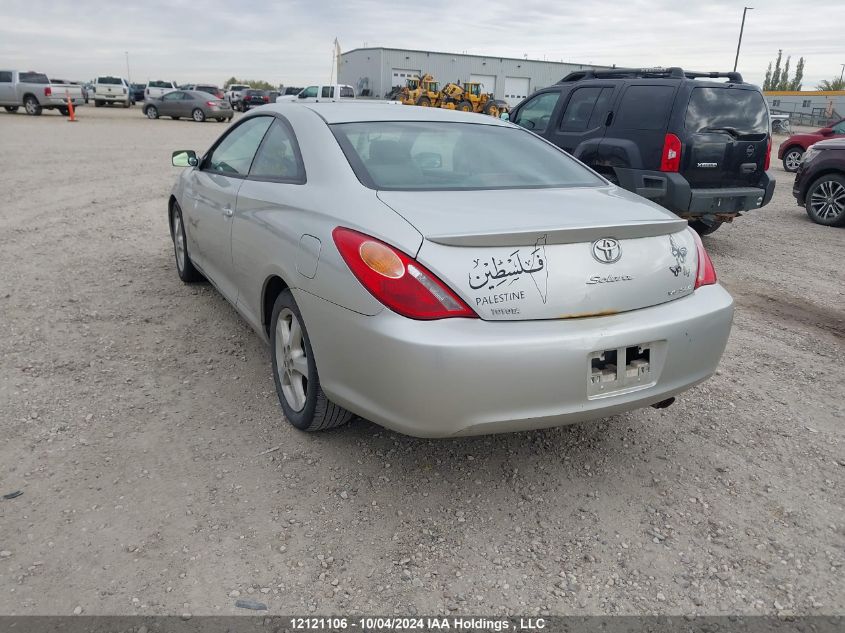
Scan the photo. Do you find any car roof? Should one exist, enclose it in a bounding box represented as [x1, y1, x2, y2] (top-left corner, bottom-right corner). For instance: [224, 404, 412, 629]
[265, 102, 509, 126]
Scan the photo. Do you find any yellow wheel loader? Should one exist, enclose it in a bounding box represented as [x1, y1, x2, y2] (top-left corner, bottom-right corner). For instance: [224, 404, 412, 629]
[399, 74, 442, 107]
[439, 81, 509, 117]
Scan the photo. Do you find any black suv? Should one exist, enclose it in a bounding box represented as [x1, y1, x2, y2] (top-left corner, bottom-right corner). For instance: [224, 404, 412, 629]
[508, 67, 776, 234]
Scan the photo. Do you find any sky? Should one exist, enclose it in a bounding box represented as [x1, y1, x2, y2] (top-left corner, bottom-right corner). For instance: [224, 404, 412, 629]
[1, 0, 843, 90]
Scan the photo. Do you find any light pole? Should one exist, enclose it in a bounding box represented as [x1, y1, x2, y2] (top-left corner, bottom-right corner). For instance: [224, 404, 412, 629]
[733, 7, 754, 72]
[125, 51, 131, 85]
[840, 64, 844, 83]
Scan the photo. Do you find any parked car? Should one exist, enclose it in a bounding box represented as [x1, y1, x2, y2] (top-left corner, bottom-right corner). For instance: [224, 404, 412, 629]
[145, 80, 177, 101]
[0, 70, 85, 115]
[276, 84, 355, 103]
[791, 138, 845, 226]
[130, 83, 146, 103]
[143, 89, 232, 122]
[507, 67, 776, 234]
[237, 89, 270, 111]
[166, 103, 732, 437]
[778, 119, 845, 173]
[225, 84, 250, 107]
[94, 76, 131, 107]
[184, 84, 225, 99]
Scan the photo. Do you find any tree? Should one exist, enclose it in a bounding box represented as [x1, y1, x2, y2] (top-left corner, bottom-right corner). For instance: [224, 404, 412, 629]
[789, 57, 805, 91]
[776, 57, 791, 90]
[763, 62, 773, 91]
[817, 77, 845, 91]
[767, 50, 783, 91]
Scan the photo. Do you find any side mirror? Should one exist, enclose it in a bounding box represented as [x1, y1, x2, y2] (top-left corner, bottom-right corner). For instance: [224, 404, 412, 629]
[819, 127, 834, 136]
[499, 111, 510, 122]
[297, 92, 308, 99]
[172, 150, 198, 167]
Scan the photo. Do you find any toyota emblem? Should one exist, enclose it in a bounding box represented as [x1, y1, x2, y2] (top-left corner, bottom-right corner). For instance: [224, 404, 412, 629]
[591, 238, 621, 264]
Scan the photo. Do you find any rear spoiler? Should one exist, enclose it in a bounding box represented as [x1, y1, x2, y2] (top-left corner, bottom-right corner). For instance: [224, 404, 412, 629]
[559, 67, 744, 84]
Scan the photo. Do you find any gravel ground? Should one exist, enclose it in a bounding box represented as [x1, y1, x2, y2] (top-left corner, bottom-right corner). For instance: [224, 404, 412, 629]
[0, 106, 842, 617]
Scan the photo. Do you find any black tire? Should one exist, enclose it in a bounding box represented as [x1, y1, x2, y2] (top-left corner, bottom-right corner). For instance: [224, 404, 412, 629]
[145, 105, 159, 119]
[457, 100, 473, 112]
[172, 116, 180, 120]
[689, 219, 723, 235]
[23, 95, 42, 116]
[782, 147, 803, 173]
[58, 107, 69, 116]
[270, 290, 353, 432]
[95, 100, 103, 107]
[4, 106, 19, 113]
[192, 108, 205, 122]
[416, 96, 431, 107]
[169, 202, 203, 282]
[123, 99, 131, 109]
[804, 174, 845, 227]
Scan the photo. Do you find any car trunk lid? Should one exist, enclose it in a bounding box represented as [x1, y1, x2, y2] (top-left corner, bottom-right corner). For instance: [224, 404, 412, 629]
[377, 187, 697, 321]
[681, 86, 770, 188]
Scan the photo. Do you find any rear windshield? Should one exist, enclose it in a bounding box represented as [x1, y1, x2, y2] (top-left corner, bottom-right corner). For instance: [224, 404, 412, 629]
[685, 87, 768, 136]
[148, 80, 172, 88]
[21, 72, 49, 84]
[98, 77, 123, 85]
[340, 86, 354, 98]
[332, 121, 604, 191]
[196, 85, 218, 93]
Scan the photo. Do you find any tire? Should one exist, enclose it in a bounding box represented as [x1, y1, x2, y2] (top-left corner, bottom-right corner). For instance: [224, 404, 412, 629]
[192, 108, 205, 122]
[458, 100, 473, 112]
[23, 95, 42, 116]
[145, 105, 159, 119]
[58, 107, 69, 116]
[4, 106, 19, 113]
[416, 96, 431, 107]
[482, 101, 500, 117]
[172, 116, 180, 120]
[95, 100, 103, 107]
[123, 99, 131, 109]
[804, 174, 845, 227]
[270, 290, 353, 432]
[216, 117, 225, 122]
[689, 219, 723, 235]
[170, 202, 203, 282]
[782, 147, 803, 172]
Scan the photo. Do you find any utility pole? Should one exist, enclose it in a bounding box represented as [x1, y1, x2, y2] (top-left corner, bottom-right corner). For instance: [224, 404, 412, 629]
[840, 64, 844, 83]
[125, 51, 132, 85]
[733, 7, 754, 72]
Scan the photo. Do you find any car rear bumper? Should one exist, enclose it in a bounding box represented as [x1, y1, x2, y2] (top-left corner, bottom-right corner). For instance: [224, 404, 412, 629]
[294, 284, 734, 437]
[615, 168, 776, 216]
[95, 94, 129, 101]
[45, 95, 85, 107]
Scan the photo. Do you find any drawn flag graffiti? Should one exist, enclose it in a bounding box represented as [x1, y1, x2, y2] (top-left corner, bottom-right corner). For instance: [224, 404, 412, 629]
[467, 234, 549, 305]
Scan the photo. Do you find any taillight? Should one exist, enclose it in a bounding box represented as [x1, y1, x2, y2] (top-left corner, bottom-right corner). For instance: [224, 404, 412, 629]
[688, 228, 717, 289]
[206, 101, 216, 107]
[660, 133, 682, 172]
[332, 227, 476, 320]
[263, 95, 269, 102]
[44, 86, 52, 97]
[764, 137, 771, 170]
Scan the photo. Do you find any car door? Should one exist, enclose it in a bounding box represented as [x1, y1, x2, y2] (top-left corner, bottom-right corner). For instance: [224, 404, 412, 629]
[297, 86, 319, 102]
[184, 115, 274, 301]
[511, 91, 564, 138]
[180, 92, 199, 116]
[232, 116, 308, 328]
[547, 85, 616, 159]
[159, 91, 183, 116]
[0, 71, 15, 104]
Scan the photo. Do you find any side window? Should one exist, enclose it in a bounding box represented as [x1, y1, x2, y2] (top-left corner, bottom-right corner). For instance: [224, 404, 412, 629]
[340, 86, 354, 98]
[249, 119, 306, 183]
[300, 86, 318, 98]
[832, 121, 845, 134]
[321, 86, 334, 98]
[205, 116, 273, 176]
[587, 88, 614, 129]
[559, 87, 602, 132]
[162, 91, 183, 101]
[615, 85, 675, 131]
[0, 71, 12, 83]
[513, 92, 561, 133]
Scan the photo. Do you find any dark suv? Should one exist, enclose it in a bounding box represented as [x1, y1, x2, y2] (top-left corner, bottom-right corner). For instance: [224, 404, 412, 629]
[508, 67, 776, 234]
[792, 138, 845, 227]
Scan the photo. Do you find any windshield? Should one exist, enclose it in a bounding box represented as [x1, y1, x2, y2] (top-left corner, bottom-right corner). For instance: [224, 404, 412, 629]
[332, 121, 604, 191]
[685, 87, 768, 136]
[21, 72, 49, 84]
[98, 77, 123, 85]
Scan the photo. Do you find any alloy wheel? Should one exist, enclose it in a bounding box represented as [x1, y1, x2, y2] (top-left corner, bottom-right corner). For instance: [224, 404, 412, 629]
[275, 308, 309, 412]
[172, 212, 186, 272]
[785, 151, 802, 171]
[810, 180, 845, 221]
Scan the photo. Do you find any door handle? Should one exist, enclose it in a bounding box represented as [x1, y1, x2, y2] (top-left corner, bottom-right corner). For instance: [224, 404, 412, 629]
[223, 207, 234, 217]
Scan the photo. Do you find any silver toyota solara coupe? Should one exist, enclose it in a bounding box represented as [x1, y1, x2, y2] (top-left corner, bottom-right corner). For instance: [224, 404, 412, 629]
[167, 103, 733, 437]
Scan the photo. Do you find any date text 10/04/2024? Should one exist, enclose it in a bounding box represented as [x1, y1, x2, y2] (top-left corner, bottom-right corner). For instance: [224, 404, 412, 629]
[289, 617, 548, 631]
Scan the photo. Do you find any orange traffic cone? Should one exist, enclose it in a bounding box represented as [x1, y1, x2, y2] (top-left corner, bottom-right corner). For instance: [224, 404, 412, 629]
[66, 91, 77, 122]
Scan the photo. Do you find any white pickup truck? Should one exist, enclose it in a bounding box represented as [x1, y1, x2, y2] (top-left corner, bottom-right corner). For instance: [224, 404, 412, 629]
[145, 80, 177, 101]
[0, 70, 85, 115]
[276, 84, 355, 103]
[94, 76, 131, 107]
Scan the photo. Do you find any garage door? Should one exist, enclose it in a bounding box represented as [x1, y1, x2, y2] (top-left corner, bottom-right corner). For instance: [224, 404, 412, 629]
[391, 68, 421, 88]
[470, 74, 497, 96]
[504, 77, 530, 106]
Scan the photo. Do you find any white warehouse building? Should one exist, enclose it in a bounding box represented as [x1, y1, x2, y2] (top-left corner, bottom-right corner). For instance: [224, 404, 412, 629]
[339, 47, 611, 106]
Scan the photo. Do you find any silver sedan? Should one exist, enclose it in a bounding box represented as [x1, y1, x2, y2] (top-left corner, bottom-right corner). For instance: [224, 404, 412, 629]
[167, 104, 733, 437]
